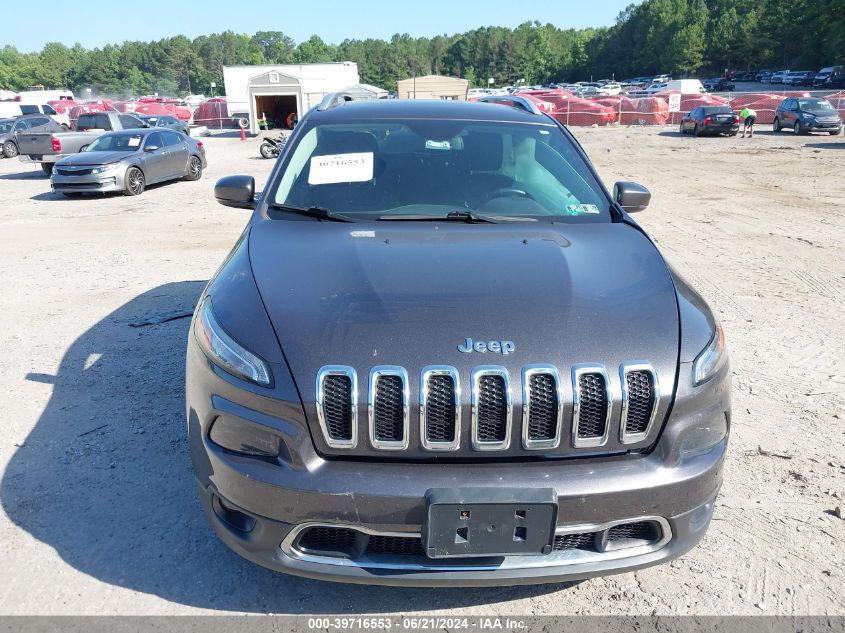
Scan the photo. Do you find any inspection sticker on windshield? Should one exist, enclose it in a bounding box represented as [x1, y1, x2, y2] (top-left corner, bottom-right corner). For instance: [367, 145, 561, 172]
[128, 137, 141, 147]
[308, 152, 373, 185]
[564, 203, 601, 215]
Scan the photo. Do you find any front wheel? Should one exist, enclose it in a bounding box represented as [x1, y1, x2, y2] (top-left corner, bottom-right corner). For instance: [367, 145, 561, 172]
[3, 141, 18, 158]
[124, 167, 145, 196]
[793, 122, 802, 135]
[773, 118, 781, 132]
[259, 142, 275, 159]
[184, 155, 203, 181]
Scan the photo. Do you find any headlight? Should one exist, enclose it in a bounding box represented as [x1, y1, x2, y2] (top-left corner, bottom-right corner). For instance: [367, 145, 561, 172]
[194, 297, 272, 386]
[91, 163, 119, 174]
[692, 322, 727, 386]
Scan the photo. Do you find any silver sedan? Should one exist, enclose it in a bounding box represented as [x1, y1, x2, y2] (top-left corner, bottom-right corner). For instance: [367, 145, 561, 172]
[50, 128, 207, 197]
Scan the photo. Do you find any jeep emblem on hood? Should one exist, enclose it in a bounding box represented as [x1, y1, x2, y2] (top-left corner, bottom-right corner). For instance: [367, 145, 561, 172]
[457, 338, 515, 355]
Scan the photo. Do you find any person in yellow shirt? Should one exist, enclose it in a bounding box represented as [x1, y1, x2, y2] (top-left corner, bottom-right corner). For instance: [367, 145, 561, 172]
[740, 107, 757, 138]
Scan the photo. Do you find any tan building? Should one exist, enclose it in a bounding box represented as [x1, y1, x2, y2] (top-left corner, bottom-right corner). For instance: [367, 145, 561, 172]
[396, 75, 469, 101]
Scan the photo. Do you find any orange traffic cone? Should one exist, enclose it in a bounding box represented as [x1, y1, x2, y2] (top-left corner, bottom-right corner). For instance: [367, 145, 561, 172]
[240, 126, 246, 141]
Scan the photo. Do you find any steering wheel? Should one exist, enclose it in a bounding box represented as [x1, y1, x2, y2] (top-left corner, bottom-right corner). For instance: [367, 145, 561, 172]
[475, 187, 536, 207]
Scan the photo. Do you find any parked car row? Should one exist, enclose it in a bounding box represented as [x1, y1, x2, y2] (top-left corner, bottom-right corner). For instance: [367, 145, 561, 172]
[750, 66, 844, 88]
[678, 97, 842, 137]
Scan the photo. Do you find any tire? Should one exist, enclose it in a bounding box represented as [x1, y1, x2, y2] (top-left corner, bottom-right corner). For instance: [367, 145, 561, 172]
[41, 163, 53, 176]
[793, 122, 802, 135]
[3, 141, 18, 158]
[679, 123, 685, 135]
[184, 155, 203, 181]
[693, 124, 701, 137]
[729, 132, 738, 137]
[124, 167, 145, 196]
[259, 142, 275, 159]
[773, 118, 781, 132]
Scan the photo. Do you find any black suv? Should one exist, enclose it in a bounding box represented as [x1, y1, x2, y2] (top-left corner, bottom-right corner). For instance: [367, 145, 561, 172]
[774, 97, 843, 135]
[187, 96, 731, 586]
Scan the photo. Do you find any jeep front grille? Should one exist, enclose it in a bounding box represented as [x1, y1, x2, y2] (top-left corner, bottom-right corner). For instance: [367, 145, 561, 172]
[368, 367, 409, 450]
[420, 366, 460, 450]
[572, 366, 611, 448]
[316, 366, 357, 449]
[620, 363, 660, 443]
[471, 367, 511, 450]
[315, 362, 659, 453]
[522, 366, 563, 449]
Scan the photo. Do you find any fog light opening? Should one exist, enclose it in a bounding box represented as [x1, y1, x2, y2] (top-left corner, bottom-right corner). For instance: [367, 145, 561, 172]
[212, 494, 256, 533]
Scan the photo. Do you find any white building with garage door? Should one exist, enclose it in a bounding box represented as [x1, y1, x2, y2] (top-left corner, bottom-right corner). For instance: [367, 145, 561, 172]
[223, 63, 360, 134]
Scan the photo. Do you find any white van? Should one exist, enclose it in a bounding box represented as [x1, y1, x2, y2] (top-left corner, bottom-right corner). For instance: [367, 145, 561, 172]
[16, 89, 75, 103]
[0, 102, 69, 128]
[665, 79, 706, 94]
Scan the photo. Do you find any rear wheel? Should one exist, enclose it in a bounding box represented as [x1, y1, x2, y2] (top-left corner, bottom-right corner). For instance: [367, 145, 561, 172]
[693, 124, 701, 137]
[184, 155, 203, 181]
[773, 118, 781, 132]
[41, 163, 54, 176]
[3, 141, 18, 158]
[679, 122, 685, 134]
[124, 167, 145, 196]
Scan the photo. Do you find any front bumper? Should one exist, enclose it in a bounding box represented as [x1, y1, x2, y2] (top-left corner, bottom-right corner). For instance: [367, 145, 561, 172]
[187, 334, 730, 586]
[806, 120, 842, 132]
[50, 170, 125, 193]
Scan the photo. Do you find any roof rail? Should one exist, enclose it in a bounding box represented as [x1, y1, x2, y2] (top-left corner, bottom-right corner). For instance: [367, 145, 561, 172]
[316, 91, 356, 111]
[475, 94, 545, 115]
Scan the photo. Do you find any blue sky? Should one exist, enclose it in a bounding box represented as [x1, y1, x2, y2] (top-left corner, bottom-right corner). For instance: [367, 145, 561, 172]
[7, 0, 633, 52]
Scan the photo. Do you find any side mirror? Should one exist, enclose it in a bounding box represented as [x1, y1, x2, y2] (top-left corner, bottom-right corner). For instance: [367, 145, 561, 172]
[215, 175, 255, 209]
[144, 144, 160, 152]
[614, 181, 651, 213]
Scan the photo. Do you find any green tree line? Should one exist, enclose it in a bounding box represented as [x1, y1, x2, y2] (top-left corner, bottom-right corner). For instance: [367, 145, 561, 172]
[0, 0, 842, 97]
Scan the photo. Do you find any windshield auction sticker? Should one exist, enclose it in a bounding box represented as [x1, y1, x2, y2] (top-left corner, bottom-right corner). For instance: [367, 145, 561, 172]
[308, 152, 374, 185]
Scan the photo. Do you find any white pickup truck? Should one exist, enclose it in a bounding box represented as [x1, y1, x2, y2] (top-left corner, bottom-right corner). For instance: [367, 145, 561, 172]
[17, 112, 148, 174]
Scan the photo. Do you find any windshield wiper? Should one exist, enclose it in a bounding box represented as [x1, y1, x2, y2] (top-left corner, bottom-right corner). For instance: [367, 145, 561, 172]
[378, 210, 497, 224]
[270, 203, 354, 223]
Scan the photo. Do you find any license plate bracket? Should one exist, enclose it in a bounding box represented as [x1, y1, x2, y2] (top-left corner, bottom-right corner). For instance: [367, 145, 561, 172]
[423, 488, 557, 559]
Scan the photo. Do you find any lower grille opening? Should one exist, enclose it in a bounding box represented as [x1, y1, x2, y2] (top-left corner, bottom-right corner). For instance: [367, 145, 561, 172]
[291, 519, 666, 562]
[576, 372, 608, 439]
[366, 535, 425, 556]
[322, 374, 353, 441]
[477, 374, 507, 442]
[624, 371, 655, 435]
[553, 532, 598, 552]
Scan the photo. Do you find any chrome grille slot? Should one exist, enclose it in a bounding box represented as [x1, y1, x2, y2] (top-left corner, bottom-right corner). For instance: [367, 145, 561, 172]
[420, 366, 460, 451]
[368, 366, 409, 450]
[316, 366, 358, 449]
[522, 366, 563, 450]
[472, 367, 511, 450]
[619, 363, 659, 444]
[572, 365, 611, 448]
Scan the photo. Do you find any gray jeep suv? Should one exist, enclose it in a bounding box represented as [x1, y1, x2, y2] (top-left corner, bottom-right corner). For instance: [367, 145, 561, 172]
[186, 97, 731, 586]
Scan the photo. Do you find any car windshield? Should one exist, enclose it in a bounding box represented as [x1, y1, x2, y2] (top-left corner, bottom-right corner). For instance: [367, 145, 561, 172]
[798, 99, 835, 113]
[85, 133, 144, 152]
[271, 119, 611, 222]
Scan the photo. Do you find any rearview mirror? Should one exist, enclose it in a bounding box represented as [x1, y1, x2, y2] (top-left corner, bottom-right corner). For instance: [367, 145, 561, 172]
[215, 175, 255, 209]
[613, 181, 651, 213]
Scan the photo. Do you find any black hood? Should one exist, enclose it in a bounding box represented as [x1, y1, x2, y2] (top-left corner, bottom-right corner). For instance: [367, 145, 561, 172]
[248, 219, 680, 457]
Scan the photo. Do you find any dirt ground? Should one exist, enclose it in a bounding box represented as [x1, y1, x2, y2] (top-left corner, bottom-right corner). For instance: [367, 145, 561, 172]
[0, 125, 842, 616]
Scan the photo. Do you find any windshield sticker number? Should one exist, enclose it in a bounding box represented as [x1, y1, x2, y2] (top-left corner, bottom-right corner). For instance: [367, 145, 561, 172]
[564, 203, 600, 215]
[128, 137, 141, 147]
[308, 152, 374, 185]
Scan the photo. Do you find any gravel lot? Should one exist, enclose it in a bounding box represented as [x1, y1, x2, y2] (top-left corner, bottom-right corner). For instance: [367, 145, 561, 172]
[0, 126, 842, 615]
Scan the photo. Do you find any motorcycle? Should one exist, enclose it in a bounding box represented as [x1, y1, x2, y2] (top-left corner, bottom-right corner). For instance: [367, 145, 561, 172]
[259, 134, 287, 159]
